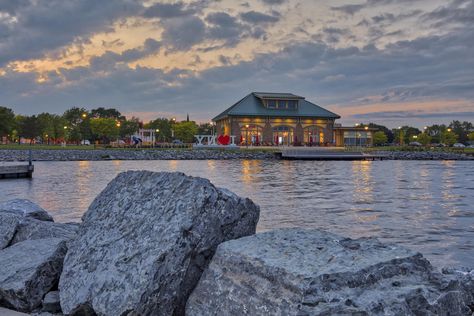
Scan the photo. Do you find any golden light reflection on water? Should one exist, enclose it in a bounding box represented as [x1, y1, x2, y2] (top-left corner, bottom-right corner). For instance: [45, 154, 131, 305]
[351, 161, 374, 202]
[442, 160, 459, 217]
[350, 161, 378, 225]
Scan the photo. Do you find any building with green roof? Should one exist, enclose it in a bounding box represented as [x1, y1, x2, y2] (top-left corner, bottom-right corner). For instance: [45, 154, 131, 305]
[213, 92, 373, 146]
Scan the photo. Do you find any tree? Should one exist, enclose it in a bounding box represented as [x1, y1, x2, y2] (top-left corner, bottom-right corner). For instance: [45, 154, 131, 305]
[440, 130, 458, 146]
[468, 132, 474, 141]
[91, 107, 123, 120]
[63, 107, 89, 143]
[173, 121, 198, 143]
[90, 118, 119, 143]
[393, 128, 405, 145]
[0, 106, 15, 138]
[119, 117, 140, 138]
[197, 123, 213, 135]
[146, 118, 172, 142]
[37, 113, 67, 144]
[373, 131, 388, 146]
[417, 133, 432, 146]
[448, 120, 473, 143]
[425, 124, 446, 144]
[365, 123, 394, 143]
[16, 115, 41, 144]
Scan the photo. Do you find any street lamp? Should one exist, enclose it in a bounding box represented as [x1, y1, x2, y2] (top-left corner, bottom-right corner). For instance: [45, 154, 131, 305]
[82, 113, 87, 119]
[398, 126, 403, 146]
[245, 124, 250, 148]
[447, 128, 452, 132]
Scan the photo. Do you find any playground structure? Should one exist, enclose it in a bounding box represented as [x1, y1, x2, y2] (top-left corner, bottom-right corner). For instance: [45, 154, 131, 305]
[131, 129, 157, 147]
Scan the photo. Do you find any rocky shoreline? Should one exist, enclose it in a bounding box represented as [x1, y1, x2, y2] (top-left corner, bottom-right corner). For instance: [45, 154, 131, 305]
[0, 149, 275, 161]
[0, 148, 473, 161]
[0, 172, 473, 315]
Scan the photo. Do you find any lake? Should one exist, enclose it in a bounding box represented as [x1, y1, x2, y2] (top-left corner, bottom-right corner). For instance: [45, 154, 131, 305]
[0, 160, 473, 268]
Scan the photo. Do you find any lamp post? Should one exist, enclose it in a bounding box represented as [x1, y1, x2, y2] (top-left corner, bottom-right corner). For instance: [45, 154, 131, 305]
[155, 129, 160, 146]
[398, 126, 403, 146]
[245, 124, 249, 148]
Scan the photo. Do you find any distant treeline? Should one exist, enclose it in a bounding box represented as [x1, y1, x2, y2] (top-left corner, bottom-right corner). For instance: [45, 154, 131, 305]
[0, 106, 473, 145]
[358, 122, 474, 146]
[0, 106, 212, 144]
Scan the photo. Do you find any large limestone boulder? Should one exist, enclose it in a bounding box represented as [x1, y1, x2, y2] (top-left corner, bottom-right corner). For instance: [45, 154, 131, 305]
[187, 228, 474, 315]
[0, 199, 53, 222]
[0, 238, 67, 312]
[0, 212, 21, 249]
[59, 171, 260, 316]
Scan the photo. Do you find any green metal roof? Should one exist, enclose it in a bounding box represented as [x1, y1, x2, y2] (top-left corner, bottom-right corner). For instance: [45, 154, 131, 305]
[253, 92, 305, 100]
[213, 92, 341, 121]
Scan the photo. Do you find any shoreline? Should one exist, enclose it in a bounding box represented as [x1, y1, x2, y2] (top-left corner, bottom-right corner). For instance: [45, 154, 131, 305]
[0, 148, 473, 162]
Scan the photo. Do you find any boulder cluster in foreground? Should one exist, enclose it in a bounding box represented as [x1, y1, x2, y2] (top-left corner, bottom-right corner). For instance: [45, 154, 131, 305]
[0, 172, 473, 316]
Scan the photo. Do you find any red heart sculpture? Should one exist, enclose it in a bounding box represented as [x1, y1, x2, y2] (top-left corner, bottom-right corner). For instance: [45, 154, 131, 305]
[217, 135, 230, 145]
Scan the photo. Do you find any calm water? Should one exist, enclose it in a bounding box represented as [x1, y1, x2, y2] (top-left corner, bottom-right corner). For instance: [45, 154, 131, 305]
[0, 160, 473, 268]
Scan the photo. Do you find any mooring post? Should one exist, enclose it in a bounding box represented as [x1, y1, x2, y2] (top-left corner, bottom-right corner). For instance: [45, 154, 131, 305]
[29, 149, 32, 166]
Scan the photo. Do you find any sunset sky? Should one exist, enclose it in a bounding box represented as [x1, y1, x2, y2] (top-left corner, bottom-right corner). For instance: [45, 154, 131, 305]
[0, 0, 473, 127]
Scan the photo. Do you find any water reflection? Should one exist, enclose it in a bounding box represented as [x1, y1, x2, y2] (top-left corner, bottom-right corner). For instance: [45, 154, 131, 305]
[0, 160, 473, 268]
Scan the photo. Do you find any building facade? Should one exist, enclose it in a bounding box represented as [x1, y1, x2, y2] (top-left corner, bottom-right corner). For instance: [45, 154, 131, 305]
[213, 92, 374, 146]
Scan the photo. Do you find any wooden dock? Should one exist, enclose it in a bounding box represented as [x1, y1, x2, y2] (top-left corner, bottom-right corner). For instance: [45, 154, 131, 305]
[276, 149, 386, 161]
[0, 164, 34, 179]
[0, 150, 34, 179]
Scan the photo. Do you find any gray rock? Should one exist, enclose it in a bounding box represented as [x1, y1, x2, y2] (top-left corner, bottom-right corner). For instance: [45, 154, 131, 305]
[0, 212, 21, 249]
[0, 238, 67, 312]
[186, 228, 474, 316]
[59, 171, 260, 316]
[10, 218, 78, 245]
[0, 199, 53, 222]
[42, 291, 61, 313]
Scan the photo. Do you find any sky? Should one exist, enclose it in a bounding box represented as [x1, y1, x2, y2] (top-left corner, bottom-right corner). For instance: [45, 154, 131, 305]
[0, 0, 473, 128]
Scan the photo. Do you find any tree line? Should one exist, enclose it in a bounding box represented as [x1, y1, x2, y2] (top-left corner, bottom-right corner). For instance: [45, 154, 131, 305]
[362, 121, 474, 146]
[0, 106, 213, 144]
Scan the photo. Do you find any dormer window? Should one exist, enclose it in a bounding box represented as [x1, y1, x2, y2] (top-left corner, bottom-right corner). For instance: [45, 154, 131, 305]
[263, 99, 298, 110]
[267, 100, 277, 108]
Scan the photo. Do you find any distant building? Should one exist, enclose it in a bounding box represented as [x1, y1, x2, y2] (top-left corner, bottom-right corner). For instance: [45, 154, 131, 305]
[213, 92, 374, 146]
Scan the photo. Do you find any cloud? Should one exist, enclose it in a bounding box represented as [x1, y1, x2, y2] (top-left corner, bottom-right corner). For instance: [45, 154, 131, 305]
[240, 11, 280, 24]
[331, 4, 365, 15]
[161, 16, 206, 50]
[142, 2, 196, 19]
[260, 0, 286, 5]
[0, 0, 143, 66]
[206, 12, 245, 45]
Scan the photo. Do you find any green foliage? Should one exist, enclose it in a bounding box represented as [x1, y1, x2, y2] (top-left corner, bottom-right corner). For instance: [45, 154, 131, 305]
[146, 118, 172, 141]
[0, 106, 15, 137]
[440, 130, 458, 146]
[468, 132, 474, 141]
[373, 131, 388, 146]
[37, 113, 67, 143]
[119, 117, 140, 138]
[91, 107, 123, 119]
[90, 118, 119, 143]
[63, 107, 89, 142]
[16, 115, 41, 143]
[365, 123, 394, 143]
[417, 133, 432, 146]
[448, 120, 473, 143]
[173, 121, 198, 143]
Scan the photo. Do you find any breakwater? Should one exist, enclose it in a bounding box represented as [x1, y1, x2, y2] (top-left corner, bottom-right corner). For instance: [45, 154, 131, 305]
[0, 148, 473, 161]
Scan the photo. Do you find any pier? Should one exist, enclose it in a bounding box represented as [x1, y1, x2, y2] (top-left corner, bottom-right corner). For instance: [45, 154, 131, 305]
[0, 150, 34, 179]
[276, 148, 386, 161]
